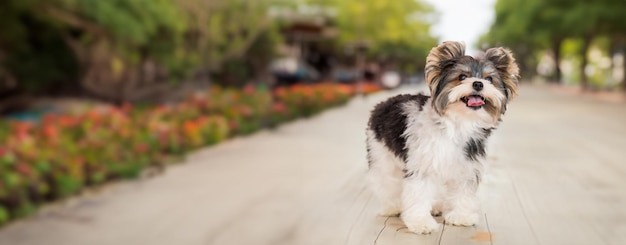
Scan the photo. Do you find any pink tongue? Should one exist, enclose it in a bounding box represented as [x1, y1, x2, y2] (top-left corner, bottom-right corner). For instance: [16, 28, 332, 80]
[467, 96, 485, 106]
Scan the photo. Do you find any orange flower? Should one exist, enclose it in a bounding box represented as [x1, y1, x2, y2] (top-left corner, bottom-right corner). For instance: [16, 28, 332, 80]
[183, 120, 199, 135]
[336, 84, 354, 95]
[42, 124, 59, 139]
[322, 92, 335, 102]
[86, 109, 102, 122]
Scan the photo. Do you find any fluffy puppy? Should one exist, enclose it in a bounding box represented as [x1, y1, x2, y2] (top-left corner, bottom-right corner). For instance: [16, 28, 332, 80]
[366, 41, 519, 234]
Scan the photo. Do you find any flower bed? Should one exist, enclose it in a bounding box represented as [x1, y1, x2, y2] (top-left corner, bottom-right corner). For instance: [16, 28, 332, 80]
[0, 83, 380, 225]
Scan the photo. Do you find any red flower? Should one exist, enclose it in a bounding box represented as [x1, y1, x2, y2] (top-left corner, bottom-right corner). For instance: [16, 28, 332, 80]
[42, 114, 57, 125]
[12, 122, 33, 140]
[158, 131, 170, 145]
[228, 120, 239, 130]
[153, 105, 170, 114]
[271, 102, 287, 113]
[58, 116, 77, 127]
[196, 116, 208, 125]
[238, 105, 253, 117]
[16, 162, 33, 176]
[274, 87, 286, 97]
[121, 102, 132, 113]
[0, 146, 7, 157]
[134, 143, 150, 153]
[243, 85, 255, 95]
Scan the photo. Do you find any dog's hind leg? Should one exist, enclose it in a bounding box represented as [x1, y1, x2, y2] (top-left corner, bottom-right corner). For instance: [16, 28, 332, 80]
[366, 130, 404, 217]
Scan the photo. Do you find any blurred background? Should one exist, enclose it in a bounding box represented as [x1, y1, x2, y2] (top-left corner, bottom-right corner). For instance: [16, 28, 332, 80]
[1, 0, 625, 112]
[0, 0, 439, 114]
[1, 0, 626, 235]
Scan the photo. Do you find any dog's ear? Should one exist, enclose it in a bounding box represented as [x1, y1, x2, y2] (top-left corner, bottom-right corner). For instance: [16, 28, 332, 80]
[484, 47, 520, 99]
[425, 41, 466, 92]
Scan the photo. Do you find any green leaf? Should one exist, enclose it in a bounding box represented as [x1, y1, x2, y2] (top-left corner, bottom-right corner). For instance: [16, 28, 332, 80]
[1, 154, 16, 167]
[34, 160, 51, 173]
[3, 172, 22, 189]
[0, 206, 9, 225]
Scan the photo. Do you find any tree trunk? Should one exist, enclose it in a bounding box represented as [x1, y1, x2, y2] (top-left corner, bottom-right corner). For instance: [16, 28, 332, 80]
[515, 48, 535, 80]
[609, 37, 617, 72]
[552, 39, 563, 83]
[579, 35, 592, 90]
[607, 36, 626, 92]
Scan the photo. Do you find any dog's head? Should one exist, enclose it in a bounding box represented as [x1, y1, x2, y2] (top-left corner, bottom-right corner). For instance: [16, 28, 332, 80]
[424, 41, 519, 123]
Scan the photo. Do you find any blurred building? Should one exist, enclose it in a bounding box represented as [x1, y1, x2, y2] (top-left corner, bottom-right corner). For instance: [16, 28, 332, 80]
[269, 5, 340, 86]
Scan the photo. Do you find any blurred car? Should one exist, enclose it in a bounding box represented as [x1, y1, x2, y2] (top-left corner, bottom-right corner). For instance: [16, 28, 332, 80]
[381, 71, 401, 89]
[332, 68, 359, 84]
[270, 57, 320, 86]
[406, 73, 425, 85]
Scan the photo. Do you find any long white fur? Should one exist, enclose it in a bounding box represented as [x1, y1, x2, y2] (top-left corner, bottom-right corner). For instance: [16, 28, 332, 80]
[367, 79, 501, 234]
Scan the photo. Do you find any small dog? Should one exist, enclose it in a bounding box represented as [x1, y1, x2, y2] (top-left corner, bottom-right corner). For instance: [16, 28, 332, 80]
[366, 41, 519, 234]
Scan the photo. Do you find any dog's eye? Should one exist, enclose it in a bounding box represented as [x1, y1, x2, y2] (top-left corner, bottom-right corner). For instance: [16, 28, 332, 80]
[459, 74, 467, 81]
[485, 76, 493, 83]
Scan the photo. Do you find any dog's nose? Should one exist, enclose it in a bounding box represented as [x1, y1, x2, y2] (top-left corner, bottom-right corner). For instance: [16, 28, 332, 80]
[473, 81, 483, 91]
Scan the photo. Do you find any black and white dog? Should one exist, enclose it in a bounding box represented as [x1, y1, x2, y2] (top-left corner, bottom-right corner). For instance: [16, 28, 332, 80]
[366, 41, 519, 234]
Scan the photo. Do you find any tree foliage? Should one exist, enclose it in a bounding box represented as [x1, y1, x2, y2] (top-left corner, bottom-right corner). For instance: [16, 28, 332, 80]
[318, 0, 438, 68]
[0, 0, 438, 104]
[481, 0, 626, 89]
[0, 0, 280, 102]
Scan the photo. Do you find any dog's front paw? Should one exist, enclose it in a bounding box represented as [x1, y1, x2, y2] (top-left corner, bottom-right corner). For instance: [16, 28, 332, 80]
[444, 212, 478, 226]
[402, 216, 440, 234]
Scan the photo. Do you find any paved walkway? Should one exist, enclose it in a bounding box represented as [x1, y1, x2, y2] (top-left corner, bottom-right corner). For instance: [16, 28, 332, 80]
[1, 85, 625, 245]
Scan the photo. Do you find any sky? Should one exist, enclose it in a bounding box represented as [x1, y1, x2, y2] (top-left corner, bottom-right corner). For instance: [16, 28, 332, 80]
[423, 0, 496, 55]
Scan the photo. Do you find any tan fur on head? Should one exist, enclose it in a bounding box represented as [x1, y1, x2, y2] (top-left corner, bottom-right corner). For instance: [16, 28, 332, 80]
[425, 41, 466, 93]
[484, 47, 520, 99]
